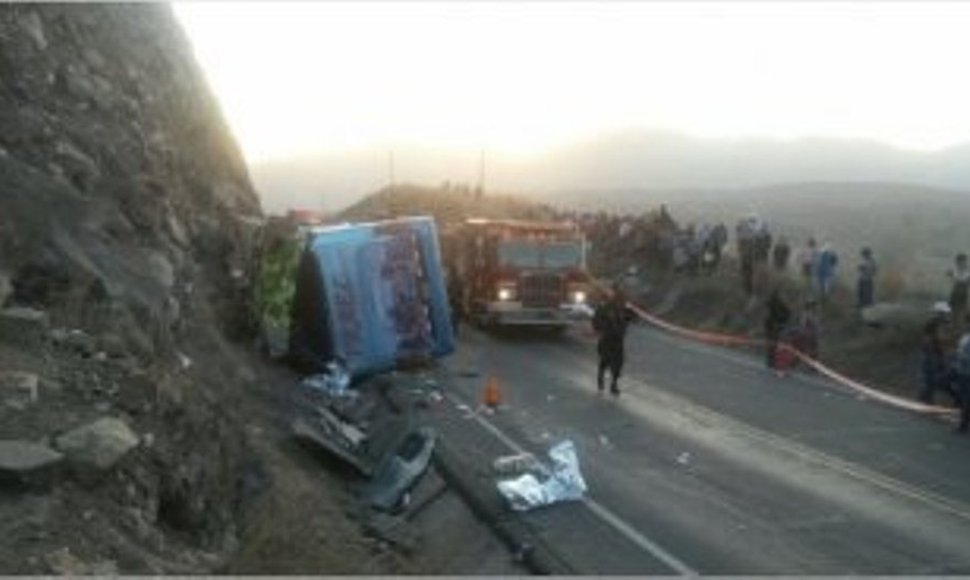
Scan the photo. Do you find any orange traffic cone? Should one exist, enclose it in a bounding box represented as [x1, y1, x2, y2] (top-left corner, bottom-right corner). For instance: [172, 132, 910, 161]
[483, 375, 503, 409]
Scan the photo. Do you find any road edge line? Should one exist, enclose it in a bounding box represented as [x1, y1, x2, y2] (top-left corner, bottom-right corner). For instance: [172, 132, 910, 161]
[447, 392, 699, 576]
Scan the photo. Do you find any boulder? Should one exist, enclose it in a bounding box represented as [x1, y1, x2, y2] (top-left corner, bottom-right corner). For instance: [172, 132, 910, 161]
[0, 307, 50, 346]
[0, 272, 11, 308]
[17, 11, 47, 51]
[51, 328, 97, 356]
[861, 302, 926, 328]
[97, 332, 127, 358]
[145, 251, 175, 291]
[43, 547, 116, 576]
[0, 370, 40, 407]
[0, 440, 64, 488]
[55, 417, 139, 471]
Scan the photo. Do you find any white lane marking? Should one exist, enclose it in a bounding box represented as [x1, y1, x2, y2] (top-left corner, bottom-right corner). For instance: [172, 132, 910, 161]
[618, 375, 970, 525]
[581, 498, 698, 576]
[445, 392, 699, 576]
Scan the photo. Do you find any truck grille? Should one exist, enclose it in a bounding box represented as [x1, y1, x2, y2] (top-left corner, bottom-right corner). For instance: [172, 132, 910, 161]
[519, 274, 563, 307]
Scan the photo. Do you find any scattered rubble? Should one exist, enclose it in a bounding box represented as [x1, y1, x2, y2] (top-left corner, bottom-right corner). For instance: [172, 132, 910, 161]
[54, 417, 139, 471]
[0, 370, 40, 408]
[50, 328, 96, 356]
[363, 513, 421, 554]
[0, 307, 49, 346]
[97, 333, 127, 358]
[43, 547, 117, 576]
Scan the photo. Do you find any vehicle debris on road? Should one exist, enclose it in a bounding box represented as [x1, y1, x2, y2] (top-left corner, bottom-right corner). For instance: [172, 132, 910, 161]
[300, 360, 353, 398]
[496, 440, 588, 512]
[363, 426, 437, 513]
[492, 452, 540, 476]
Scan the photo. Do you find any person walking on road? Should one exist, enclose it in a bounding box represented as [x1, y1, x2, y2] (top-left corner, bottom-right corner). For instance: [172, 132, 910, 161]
[857, 247, 877, 310]
[764, 289, 792, 372]
[592, 284, 635, 397]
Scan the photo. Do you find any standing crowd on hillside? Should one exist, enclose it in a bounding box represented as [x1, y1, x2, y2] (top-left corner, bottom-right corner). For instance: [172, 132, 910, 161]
[559, 205, 970, 428]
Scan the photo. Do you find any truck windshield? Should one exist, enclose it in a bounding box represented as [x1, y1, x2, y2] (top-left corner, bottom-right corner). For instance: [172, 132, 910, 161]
[497, 240, 583, 269]
[543, 241, 583, 269]
[498, 241, 541, 268]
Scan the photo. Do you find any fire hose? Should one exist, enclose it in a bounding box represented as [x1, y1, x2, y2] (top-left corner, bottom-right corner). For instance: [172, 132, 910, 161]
[587, 278, 957, 417]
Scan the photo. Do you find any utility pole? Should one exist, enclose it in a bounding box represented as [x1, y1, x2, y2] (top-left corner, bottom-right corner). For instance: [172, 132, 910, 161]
[476, 148, 485, 200]
[388, 148, 395, 196]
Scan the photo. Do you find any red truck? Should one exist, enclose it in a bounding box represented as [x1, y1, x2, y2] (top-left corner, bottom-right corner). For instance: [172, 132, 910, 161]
[446, 218, 592, 329]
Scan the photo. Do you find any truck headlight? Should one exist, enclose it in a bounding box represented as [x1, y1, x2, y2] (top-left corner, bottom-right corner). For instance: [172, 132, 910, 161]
[572, 290, 587, 304]
[496, 281, 517, 301]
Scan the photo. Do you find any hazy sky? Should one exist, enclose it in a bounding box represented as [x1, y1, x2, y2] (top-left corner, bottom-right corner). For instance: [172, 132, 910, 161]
[175, 2, 970, 163]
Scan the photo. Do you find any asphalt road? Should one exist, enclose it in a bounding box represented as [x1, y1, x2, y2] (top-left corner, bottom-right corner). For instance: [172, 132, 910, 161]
[429, 321, 970, 574]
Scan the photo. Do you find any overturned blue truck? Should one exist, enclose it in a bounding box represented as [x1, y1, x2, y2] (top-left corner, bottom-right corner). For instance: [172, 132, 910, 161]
[287, 216, 456, 378]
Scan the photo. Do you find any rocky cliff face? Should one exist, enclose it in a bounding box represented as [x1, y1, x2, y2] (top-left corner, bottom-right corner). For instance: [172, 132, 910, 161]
[0, 3, 261, 337]
[0, 4, 265, 573]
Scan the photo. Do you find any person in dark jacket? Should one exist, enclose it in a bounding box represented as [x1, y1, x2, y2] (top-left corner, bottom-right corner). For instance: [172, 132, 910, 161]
[446, 266, 464, 337]
[919, 302, 960, 406]
[948, 253, 969, 318]
[592, 285, 635, 396]
[772, 236, 791, 271]
[794, 298, 819, 360]
[706, 223, 728, 273]
[955, 314, 970, 433]
[857, 247, 877, 310]
[764, 289, 791, 370]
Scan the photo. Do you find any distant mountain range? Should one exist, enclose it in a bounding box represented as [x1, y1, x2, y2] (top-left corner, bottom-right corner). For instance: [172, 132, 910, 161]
[249, 129, 970, 215]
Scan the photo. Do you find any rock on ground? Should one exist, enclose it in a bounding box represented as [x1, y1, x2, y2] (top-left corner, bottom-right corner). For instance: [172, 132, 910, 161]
[0, 272, 11, 307]
[0, 370, 39, 407]
[861, 302, 927, 328]
[0, 440, 63, 486]
[43, 547, 117, 575]
[55, 417, 139, 471]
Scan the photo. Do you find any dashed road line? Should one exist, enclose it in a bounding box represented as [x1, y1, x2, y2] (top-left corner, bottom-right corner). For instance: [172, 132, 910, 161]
[445, 391, 699, 576]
